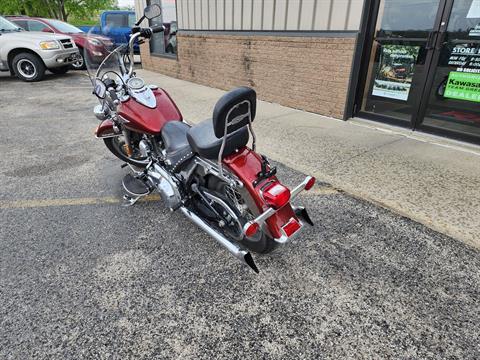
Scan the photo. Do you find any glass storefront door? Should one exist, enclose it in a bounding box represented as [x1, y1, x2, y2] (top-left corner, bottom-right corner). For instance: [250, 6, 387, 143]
[421, 0, 480, 139]
[357, 0, 480, 143]
[359, 0, 444, 124]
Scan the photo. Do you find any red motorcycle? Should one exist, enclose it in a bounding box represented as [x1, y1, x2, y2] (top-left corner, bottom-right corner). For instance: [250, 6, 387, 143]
[87, 4, 315, 272]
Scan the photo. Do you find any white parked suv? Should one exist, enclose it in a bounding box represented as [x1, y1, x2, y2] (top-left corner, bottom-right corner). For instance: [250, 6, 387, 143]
[0, 16, 79, 81]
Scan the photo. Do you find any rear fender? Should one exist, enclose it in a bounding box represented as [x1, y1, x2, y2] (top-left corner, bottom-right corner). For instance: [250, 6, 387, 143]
[223, 147, 297, 239]
[95, 119, 121, 138]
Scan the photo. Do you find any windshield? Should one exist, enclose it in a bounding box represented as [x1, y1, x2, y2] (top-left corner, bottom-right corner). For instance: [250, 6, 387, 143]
[47, 19, 83, 33]
[0, 16, 22, 32]
[86, 24, 129, 96]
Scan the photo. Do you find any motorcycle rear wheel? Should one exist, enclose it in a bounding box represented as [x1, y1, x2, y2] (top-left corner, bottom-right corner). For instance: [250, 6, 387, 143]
[208, 180, 277, 254]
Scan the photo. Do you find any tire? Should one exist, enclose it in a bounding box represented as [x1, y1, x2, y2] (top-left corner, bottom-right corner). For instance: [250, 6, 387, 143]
[103, 136, 149, 168]
[208, 180, 278, 254]
[71, 48, 86, 70]
[241, 224, 277, 254]
[12, 52, 45, 82]
[49, 66, 69, 75]
[166, 44, 174, 54]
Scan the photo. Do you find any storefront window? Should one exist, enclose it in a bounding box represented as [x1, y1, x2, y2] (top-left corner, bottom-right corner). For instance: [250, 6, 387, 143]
[377, 0, 439, 33]
[148, 0, 177, 58]
[358, 0, 480, 141]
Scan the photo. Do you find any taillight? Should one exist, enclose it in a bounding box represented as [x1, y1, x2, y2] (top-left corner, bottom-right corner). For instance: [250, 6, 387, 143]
[244, 221, 259, 237]
[305, 176, 316, 191]
[282, 218, 301, 237]
[262, 182, 291, 209]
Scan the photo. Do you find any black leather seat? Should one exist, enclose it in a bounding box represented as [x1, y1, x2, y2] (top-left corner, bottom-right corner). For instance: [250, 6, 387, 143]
[161, 121, 193, 172]
[187, 118, 249, 159]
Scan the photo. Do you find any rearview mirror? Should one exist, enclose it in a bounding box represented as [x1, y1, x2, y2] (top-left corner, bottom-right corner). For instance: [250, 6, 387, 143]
[93, 78, 107, 99]
[144, 4, 161, 20]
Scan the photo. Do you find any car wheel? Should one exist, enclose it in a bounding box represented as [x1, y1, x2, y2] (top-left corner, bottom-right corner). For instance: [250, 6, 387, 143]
[12, 53, 46, 82]
[166, 44, 173, 54]
[71, 48, 86, 70]
[49, 66, 70, 75]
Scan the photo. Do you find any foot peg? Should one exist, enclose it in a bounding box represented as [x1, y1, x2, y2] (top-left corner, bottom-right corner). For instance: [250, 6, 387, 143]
[122, 173, 150, 206]
[295, 206, 314, 226]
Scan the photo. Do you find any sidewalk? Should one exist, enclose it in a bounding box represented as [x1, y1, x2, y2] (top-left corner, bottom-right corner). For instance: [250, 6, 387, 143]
[138, 69, 480, 249]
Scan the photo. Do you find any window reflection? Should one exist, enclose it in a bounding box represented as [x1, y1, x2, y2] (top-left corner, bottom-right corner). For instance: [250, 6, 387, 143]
[148, 0, 177, 58]
[379, 0, 440, 33]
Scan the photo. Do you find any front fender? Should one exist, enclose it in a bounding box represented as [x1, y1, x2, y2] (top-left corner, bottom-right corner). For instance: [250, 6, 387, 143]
[223, 147, 297, 240]
[95, 119, 120, 138]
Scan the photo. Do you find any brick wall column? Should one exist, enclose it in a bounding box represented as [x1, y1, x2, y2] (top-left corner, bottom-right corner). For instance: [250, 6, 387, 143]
[140, 33, 357, 119]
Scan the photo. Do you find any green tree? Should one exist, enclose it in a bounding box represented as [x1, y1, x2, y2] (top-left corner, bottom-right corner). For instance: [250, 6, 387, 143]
[0, 0, 115, 22]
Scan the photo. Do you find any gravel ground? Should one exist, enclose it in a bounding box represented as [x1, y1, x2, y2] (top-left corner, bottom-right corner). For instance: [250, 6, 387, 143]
[0, 71, 479, 359]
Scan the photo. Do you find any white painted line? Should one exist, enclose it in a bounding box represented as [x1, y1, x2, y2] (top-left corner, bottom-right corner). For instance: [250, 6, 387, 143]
[0, 194, 161, 209]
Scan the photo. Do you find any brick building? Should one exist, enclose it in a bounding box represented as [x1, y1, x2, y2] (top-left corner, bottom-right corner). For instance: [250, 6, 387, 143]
[134, 0, 480, 144]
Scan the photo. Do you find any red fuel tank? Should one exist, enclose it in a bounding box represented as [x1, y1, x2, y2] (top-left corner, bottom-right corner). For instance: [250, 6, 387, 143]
[117, 88, 183, 134]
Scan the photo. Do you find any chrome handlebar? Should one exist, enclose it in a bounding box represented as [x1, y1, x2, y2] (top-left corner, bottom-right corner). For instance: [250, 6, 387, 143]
[127, 26, 164, 76]
[128, 31, 143, 77]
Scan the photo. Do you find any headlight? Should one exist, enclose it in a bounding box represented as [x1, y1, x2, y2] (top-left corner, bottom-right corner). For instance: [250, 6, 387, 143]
[88, 38, 102, 46]
[39, 41, 60, 50]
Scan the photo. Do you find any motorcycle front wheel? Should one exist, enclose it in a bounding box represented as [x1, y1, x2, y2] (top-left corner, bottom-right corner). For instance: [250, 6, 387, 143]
[103, 136, 150, 167]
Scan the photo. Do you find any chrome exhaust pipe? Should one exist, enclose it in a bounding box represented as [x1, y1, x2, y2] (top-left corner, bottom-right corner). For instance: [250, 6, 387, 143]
[180, 207, 259, 273]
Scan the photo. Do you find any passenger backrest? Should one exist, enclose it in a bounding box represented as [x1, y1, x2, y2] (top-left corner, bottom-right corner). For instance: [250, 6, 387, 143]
[212, 87, 256, 138]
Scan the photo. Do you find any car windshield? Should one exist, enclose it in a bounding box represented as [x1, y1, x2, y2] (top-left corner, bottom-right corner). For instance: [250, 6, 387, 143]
[128, 13, 136, 27]
[0, 16, 23, 32]
[47, 19, 83, 33]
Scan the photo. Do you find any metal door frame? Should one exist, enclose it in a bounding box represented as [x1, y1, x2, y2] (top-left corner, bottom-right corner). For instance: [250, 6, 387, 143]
[412, 0, 455, 128]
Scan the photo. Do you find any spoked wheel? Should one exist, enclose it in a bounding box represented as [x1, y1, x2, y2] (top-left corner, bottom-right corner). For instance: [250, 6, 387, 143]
[205, 178, 277, 254]
[103, 135, 150, 167]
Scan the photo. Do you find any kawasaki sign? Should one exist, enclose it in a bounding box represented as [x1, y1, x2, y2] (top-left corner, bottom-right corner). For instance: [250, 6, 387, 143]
[444, 71, 480, 103]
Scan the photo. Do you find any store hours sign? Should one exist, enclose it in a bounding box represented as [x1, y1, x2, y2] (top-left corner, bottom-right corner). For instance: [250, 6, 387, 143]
[448, 45, 480, 72]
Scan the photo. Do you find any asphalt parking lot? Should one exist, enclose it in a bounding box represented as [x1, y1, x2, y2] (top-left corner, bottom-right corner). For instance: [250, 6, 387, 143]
[1, 71, 480, 359]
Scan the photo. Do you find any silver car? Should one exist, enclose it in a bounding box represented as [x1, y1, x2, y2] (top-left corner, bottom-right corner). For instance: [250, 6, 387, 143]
[0, 16, 79, 81]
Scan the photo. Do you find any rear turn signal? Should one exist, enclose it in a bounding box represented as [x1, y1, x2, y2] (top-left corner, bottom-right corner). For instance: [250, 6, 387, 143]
[244, 221, 259, 237]
[262, 182, 291, 209]
[305, 176, 316, 191]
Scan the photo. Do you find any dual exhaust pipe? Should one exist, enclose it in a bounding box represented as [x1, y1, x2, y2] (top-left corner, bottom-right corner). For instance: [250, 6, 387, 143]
[180, 207, 259, 273]
[139, 161, 259, 272]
